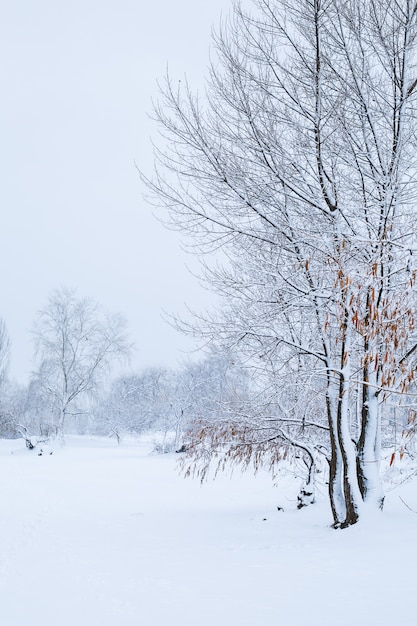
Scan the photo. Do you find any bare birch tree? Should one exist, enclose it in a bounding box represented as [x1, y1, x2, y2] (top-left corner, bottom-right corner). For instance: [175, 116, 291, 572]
[32, 287, 132, 438]
[145, 0, 417, 526]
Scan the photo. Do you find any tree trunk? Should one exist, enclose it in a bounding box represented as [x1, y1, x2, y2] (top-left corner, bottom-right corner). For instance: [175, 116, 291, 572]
[357, 370, 384, 509]
[327, 389, 346, 527]
[337, 373, 362, 528]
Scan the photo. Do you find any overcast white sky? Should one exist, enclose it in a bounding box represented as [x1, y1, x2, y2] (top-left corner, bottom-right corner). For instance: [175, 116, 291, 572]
[0, 0, 232, 383]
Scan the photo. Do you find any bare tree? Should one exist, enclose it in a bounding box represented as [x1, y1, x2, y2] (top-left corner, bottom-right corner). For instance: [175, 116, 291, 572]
[0, 319, 14, 437]
[161, 352, 249, 453]
[32, 287, 132, 438]
[95, 368, 170, 442]
[145, 0, 417, 527]
[0, 317, 10, 385]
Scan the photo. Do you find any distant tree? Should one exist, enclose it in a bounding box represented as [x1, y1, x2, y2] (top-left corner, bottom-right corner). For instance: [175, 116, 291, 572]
[0, 318, 10, 386]
[144, 351, 250, 453]
[32, 287, 132, 438]
[0, 319, 15, 437]
[95, 369, 165, 441]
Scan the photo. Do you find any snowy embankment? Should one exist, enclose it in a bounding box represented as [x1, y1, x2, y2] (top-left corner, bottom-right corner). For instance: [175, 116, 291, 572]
[0, 437, 415, 626]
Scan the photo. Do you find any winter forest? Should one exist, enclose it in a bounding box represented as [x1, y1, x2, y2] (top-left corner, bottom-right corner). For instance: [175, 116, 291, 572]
[3, 0, 417, 623]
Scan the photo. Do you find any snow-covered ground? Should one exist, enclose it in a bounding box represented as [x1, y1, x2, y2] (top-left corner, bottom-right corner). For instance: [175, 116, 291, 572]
[0, 436, 415, 626]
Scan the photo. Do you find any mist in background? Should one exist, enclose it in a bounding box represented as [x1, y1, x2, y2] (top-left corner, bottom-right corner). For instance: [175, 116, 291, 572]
[0, 0, 230, 382]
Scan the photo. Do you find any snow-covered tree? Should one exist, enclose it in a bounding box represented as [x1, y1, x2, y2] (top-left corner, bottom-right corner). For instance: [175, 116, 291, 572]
[0, 318, 10, 387]
[32, 287, 132, 438]
[163, 351, 249, 452]
[145, 0, 417, 526]
[0, 320, 18, 438]
[95, 368, 172, 442]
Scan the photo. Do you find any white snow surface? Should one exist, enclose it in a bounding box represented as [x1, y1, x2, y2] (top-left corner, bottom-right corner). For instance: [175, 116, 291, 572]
[0, 436, 415, 626]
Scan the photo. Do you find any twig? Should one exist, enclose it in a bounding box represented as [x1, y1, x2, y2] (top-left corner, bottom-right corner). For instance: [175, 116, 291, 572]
[399, 495, 417, 514]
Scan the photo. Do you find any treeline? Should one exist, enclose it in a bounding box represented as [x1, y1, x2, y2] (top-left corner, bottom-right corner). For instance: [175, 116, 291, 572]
[0, 287, 249, 454]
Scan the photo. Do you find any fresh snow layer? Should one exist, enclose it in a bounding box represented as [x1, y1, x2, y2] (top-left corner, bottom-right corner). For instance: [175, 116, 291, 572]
[0, 436, 415, 626]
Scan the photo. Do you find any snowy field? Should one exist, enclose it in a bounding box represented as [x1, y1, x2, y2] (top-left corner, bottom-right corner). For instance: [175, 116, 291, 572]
[0, 436, 416, 626]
